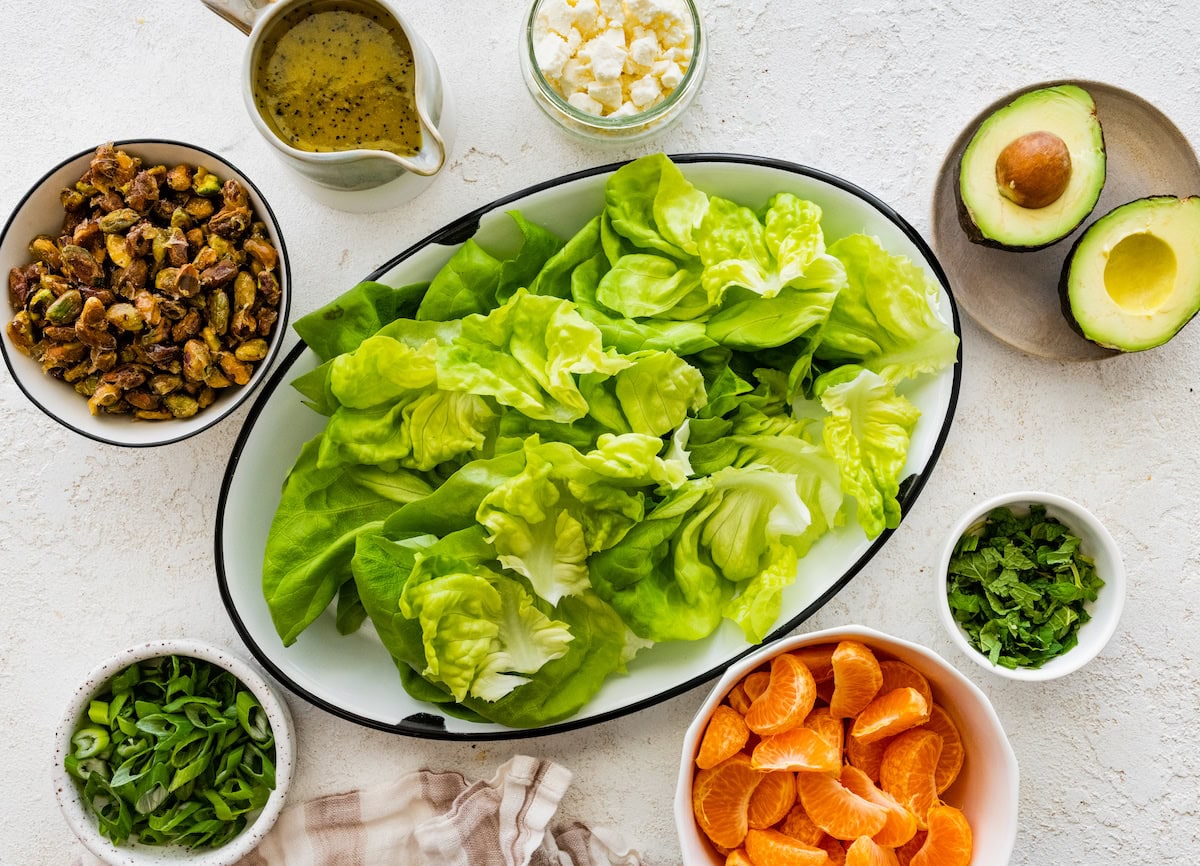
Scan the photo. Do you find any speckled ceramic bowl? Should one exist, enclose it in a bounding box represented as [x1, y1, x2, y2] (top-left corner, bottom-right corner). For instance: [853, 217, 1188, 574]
[0, 139, 291, 447]
[675, 625, 1019, 865]
[936, 490, 1126, 681]
[52, 639, 294, 866]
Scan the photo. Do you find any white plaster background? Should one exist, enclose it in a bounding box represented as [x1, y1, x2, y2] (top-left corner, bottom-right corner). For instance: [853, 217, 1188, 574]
[2, 1, 1199, 863]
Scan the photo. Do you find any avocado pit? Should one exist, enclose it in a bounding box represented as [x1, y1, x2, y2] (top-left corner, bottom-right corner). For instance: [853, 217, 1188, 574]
[995, 131, 1073, 209]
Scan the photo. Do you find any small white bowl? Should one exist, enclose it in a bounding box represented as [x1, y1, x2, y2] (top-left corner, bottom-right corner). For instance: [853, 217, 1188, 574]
[0, 140, 291, 447]
[936, 490, 1126, 681]
[53, 639, 295, 866]
[675, 625, 1019, 866]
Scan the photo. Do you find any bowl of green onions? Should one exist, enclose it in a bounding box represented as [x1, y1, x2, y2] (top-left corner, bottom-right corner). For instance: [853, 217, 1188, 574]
[52, 639, 294, 865]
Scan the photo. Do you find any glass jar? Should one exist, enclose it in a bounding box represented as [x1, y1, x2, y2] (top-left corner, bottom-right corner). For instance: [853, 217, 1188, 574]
[520, 0, 707, 144]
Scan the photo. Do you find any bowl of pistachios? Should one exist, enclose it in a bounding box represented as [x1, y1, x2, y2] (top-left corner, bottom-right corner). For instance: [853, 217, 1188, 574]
[0, 139, 291, 447]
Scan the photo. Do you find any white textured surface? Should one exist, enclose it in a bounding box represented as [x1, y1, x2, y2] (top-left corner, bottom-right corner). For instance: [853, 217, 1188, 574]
[2, 1, 1199, 864]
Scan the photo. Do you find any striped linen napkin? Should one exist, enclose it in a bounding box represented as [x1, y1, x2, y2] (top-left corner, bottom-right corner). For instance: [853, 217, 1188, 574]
[73, 756, 643, 866]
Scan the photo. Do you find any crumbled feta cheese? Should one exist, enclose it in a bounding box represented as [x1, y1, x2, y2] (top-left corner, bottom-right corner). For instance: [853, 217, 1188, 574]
[628, 34, 660, 68]
[658, 61, 684, 90]
[587, 80, 624, 111]
[534, 33, 573, 80]
[567, 91, 606, 115]
[628, 73, 662, 108]
[531, 0, 695, 118]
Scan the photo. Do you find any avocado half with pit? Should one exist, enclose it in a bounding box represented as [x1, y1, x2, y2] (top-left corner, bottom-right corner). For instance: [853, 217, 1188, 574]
[1061, 196, 1200, 351]
[957, 84, 1106, 250]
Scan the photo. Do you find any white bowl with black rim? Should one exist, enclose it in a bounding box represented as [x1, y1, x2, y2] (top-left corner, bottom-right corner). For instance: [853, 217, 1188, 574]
[0, 139, 291, 447]
[214, 153, 964, 739]
[52, 638, 295, 866]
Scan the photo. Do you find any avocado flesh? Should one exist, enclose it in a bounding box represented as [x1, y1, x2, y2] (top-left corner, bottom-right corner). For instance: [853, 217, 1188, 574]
[958, 85, 1106, 249]
[1062, 196, 1200, 351]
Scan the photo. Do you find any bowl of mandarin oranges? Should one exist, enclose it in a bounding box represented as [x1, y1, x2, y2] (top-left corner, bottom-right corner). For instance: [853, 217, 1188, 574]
[675, 625, 1018, 866]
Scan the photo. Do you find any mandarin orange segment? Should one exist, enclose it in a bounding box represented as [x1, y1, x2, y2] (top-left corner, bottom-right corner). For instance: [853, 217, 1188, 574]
[794, 767, 890, 841]
[728, 681, 754, 715]
[850, 688, 931, 745]
[909, 805, 972, 866]
[917, 705, 964, 794]
[804, 707, 845, 756]
[817, 836, 847, 866]
[748, 770, 798, 829]
[693, 752, 763, 849]
[778, 804, 825, 846]
[752, 727, 842, 773]
[845, 731, 890, 782]
[838, 765, 917, 848]
[792, 644, 837, 682]
[876, 660, 933, 710]
[894, 831, 926, 866]
[815, 678, 835, 706]
[844, 836, 900, 866]
[727, 849, 756, 866]
[698, 705, 753, 770]
[744, 828, 834, 866]
[743, 670, 772, 702]
[828, 641, 883, 719]
[878, 729, 942, 830]
[745, 653, 818, 736]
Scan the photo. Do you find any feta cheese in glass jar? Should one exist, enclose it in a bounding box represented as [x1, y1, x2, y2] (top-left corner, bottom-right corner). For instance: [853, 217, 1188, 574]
[521, 0, 706, 143]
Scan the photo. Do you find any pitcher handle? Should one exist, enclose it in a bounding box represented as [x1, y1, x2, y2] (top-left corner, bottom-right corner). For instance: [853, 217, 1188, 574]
[199, 0, 276, 35]
[408, 95, 447, 178]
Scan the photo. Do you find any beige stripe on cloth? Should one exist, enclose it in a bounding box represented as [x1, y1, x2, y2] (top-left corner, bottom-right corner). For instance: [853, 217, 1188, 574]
[70, 756, 642, 866]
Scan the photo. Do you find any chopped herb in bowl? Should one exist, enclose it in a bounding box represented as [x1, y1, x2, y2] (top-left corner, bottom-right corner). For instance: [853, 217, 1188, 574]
[945, 504, 1105, 670]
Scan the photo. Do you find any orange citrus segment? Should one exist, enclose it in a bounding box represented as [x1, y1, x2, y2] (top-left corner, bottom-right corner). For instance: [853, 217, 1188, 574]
[728, 681, 754, 716]
[795, 768, 890, 841]
[698, 705, 753, 770]
[829, 641, 883, 719]
[876, 660, 933, 710]
[838, 765, 917, 848]
[918, 705, 965, 794]
[792, 644, 838, 682]
[909, 805, 972, 866]
[815, 678, 836, 706]
[745, 828, 834, 866]
[850, 688, 931, 745]
[894, 831, 926, 866]
[752, 727, 842, 773]
[804, 706, 845, 756]
[845, 731, 890, 782]
[778, 804, 826, 846]
[693, 752, 762, 850]
[745, 653, 818, 736]
[844, 836, 900, 866]
[879, 730, 942, 830]
[817, 835, 848, 866]
[743, 670, 772, 703]
[727, 849, 755, 866]
[748, 770, 798, 829]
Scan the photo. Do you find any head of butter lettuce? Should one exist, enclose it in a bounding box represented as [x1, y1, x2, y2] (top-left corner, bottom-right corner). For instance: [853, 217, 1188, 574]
[262, 153, 959, 728]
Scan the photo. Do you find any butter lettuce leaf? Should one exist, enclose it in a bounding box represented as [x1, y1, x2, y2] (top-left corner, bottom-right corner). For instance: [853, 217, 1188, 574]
[819, 233, 960, 383]
[817, 366, 921, 539]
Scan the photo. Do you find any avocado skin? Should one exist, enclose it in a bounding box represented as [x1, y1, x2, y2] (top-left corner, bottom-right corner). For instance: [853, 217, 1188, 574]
[1058, 195, 1200, 352]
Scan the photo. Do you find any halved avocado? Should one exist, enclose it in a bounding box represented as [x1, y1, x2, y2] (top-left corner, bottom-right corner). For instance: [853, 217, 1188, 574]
[1060, 196, 1200, 351]
[957, 85, 1106, 250]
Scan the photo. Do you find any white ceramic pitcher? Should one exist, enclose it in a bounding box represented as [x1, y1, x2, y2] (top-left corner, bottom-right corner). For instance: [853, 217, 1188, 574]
[202, 0, 453, 210]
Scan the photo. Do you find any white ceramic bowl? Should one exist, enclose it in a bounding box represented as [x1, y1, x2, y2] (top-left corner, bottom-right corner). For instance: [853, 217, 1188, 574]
[675, 625, 1019, 866]
[0, 139, 291, 447]
[53, 639, 295, 866]
[936, 490, 1126, 681]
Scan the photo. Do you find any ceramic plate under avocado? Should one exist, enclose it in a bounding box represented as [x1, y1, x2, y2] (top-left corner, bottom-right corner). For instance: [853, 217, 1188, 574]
[932, 80, 1200, 361]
